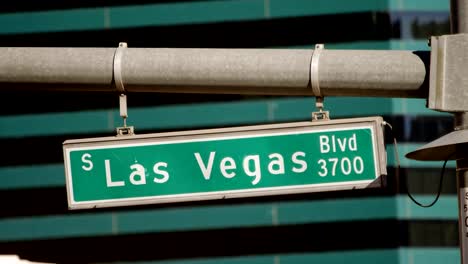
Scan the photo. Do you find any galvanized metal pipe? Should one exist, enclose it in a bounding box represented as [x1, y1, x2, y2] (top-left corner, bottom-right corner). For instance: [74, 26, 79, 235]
[317, 50, 427, 97]
[0, 48, 115, 91]
[122, 48, 312, 94]
[0, 47, 429, 97]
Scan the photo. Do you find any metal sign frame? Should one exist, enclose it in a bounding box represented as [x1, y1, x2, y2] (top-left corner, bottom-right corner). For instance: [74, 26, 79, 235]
[63, 116, 387, 209]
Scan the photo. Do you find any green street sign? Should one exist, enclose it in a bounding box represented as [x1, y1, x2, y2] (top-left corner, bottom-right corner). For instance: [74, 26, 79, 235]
[63, 117, 387, 209]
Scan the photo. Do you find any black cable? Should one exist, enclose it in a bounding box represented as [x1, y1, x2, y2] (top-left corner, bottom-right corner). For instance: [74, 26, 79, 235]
[406, 159, 447, 208]
[383, 121, 447, 208]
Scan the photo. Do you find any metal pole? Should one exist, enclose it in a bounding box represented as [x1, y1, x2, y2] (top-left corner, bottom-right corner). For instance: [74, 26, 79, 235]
[0, 48, 429, 97]
[457, 114, 468, 264]
[451, 0, 468, 33]
[451, 0, 468, 262]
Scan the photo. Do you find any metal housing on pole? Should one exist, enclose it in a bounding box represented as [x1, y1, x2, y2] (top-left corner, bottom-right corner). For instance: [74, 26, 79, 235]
[0, 48, 429, 97]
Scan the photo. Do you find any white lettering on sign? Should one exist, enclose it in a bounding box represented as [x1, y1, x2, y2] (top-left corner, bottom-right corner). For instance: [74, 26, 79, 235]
[81, 153, 93, 171]
[195, 152, 314, 185]
[80, 132, 366, 188]
[105, 159, 125, 187]
[319, 134, 357, 153]
[243, 155, 261, 185]
[292, 151, 307, 173]
[317, 159, 327, 177]
[153, 162, 169, 183]
[317, 157, 364, 177]
[194, 152, 216, 180]
[189, 132, 365, 184]
[268, 153, 285, 175]
[220, 157, 236, 179]
[83, 159, 170, 188]
[129, 164, 146, 185]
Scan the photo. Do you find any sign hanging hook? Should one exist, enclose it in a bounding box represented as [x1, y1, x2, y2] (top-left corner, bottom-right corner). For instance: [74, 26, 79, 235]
[114, 42, 135, 136]
[310, 44, 330, 121]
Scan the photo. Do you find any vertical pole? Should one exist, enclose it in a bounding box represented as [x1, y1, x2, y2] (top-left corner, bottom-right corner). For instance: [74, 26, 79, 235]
[452, 1, 468, 262]
[451, 0, 468, 259]
[456, 114, 468, 264]
[451, 0, 468, 262]
[451, 0, 468, 34]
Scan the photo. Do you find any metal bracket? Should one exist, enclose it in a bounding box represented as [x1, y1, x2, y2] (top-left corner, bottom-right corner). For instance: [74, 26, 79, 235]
[311, 44, 330, 121]
[116, 94, 134, 136]
[114, 43, 134, 136]
[312, 97, 330, 121]
[113, 42, 127, 93]
[310, 44, 323, 97]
